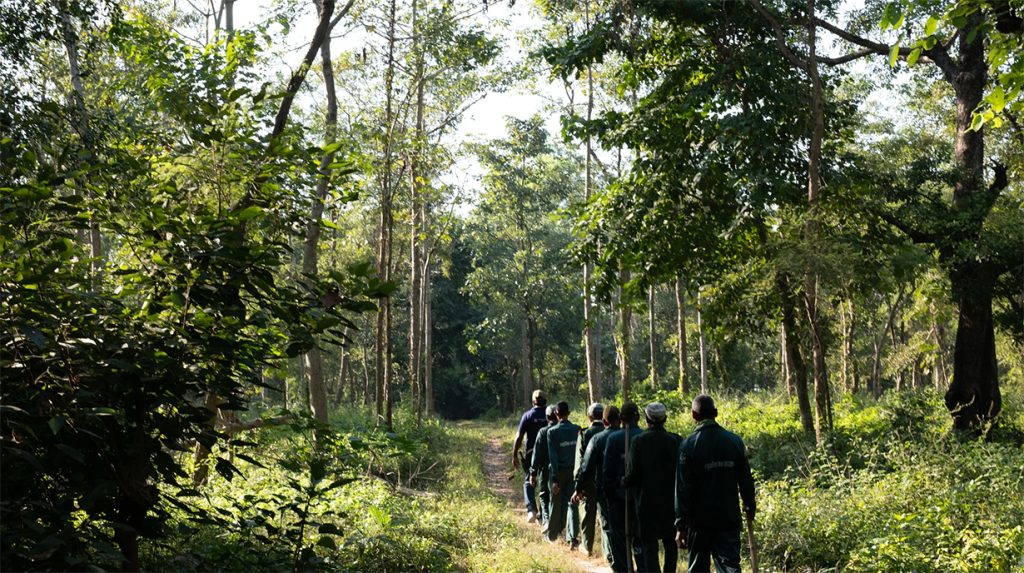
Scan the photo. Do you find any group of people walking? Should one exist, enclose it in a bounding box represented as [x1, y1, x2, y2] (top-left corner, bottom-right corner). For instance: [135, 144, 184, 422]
[511, 390, 756, 573]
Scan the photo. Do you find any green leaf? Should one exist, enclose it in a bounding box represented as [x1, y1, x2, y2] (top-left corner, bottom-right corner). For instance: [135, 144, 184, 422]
[907, 47, 921, 66]
[48, 416, 65, 435]
[318, 523, 343, 535]
[888, 44, 900, 68]
[316, 536, 337, 550]
[235, 205, 264, 221]
[969, 112, 985, 131]
[925, 15, 939, 36]
[987, 86, 1006, 113]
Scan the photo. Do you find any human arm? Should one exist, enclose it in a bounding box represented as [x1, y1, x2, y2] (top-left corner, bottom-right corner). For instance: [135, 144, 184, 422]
[737, 440, 756, 519]
[674, 440, 692, 532]
[512, 430, 525, 469]
[623, 433, 641, 488]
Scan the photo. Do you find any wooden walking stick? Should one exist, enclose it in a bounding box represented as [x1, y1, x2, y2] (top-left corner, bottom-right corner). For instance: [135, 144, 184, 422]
[745, 514, 759, 573]
[624, 421, 634, 573]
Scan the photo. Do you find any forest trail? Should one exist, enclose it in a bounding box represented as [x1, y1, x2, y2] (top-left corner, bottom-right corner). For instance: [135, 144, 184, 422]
[481, 433, 613, 573]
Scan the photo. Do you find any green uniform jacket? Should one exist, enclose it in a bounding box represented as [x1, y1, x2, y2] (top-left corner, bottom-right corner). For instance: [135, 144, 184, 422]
[547, 419, 582, 482]
[624, 426, 681, 541]
[531, 424, 554, 478]
[674, 420, 755, 532]
[574, 426, 614, 495]
[601, 426, 643, 501]
[578, 421, 605, 464]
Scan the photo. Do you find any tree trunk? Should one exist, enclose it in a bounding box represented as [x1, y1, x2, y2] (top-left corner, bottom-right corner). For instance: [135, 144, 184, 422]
[777, 273, 814, 434]
[408, 0, 425, 426]
[616, 270, 633, 401]
[648, 284, 657, 388]
[376, 0, 398, 430]
[846, 298, 859, 393]
[943, 13, 1001, 432]
[423, 263, 434, 415]
[675, 275, 689, 397]
[361, 337, 372, 406]
[780, 324, 791, 397]
[804, 0, 832, 444]
[697, 290, 707, 395]
[521, 318, 532, 406]
[582, 10, 601, 403]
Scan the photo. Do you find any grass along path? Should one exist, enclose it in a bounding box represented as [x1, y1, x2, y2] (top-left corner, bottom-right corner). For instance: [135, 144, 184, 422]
[475, 424, 612, 573]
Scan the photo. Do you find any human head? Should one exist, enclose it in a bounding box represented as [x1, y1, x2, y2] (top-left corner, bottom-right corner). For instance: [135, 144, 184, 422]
[691, 394, 718, 421]
[644, 402, 667, 427]
[556, 401, 570, 420]
[621, 402, 640, 425]
[602, 405, 621, 427]
[545, 404, 558, 422]
[587, 402, 605, 422]
[532, 389, 547, 408]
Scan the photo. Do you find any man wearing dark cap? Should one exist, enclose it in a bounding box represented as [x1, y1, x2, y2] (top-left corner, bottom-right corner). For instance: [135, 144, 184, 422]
[530, 404, 559, 528]
[574, 402, 606, 557]
[574, 405, 620, 565]
[513, 389, 549, 523]
[625, 402, 681, 572]
[675, 395, 755, 573]
[546, 401, 582, 547]
[602, 402, 644, 572]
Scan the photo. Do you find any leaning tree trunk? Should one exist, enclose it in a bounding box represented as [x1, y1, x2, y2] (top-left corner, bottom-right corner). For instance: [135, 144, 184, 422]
[302, 2, 339, 424]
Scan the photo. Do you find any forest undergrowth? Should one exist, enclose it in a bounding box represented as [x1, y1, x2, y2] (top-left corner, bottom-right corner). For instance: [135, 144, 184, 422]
[145, 408, 579, 572]
[144, 390, 1024, 572]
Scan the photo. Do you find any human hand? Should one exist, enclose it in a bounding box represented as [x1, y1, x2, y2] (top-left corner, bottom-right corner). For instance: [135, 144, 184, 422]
[551, 482, 561, 496]
[570, 492, 583, 504]
[529, 475, 536, 487]
[675, 530, 688, 549]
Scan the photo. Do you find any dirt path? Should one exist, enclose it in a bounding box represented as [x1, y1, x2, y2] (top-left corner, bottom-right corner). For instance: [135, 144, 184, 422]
[482, 436, 612, 573]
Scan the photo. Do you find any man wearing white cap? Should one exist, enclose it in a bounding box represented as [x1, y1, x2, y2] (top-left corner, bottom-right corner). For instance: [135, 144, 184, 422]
[625, 402, 682, 572]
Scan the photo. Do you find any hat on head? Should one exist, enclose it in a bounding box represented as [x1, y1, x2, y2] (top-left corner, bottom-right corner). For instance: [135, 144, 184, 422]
[587, 402, 605, 418]
[645, 402, 667, 422]
[545, 405, 558, 418]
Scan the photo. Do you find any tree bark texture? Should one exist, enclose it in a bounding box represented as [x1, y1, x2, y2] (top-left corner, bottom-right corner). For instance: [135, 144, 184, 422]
[409, 0, 425, 425]
[943, 12, 1001, 432]
[648, 284, 657, 388]
[675, 275, 689, 397]
[777, 273, 814, 434]
[616, 271, 633, 402]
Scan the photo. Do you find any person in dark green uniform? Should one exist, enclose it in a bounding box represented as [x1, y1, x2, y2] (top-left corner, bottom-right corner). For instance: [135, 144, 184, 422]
[573, 405, 620, 566]
[530, 405, 558, 528]
[546, 401, 582, 546]
[574, 402, 605, 557]
[674, 395, 755, 573]
[625, 402, 681, 573]
[602, 402, 643, 573]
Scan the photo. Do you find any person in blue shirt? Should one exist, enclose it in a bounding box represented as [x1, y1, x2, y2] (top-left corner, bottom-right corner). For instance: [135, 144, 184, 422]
[512, 389, 549, 523]
[546, 401, 582, 547]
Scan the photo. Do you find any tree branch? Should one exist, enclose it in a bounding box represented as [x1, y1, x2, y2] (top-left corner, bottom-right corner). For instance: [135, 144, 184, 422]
[872, 207, 937, 244]
[749, 0, 810, 73]
[271, 0, 336, 139]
